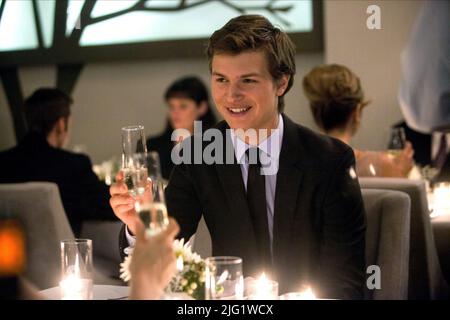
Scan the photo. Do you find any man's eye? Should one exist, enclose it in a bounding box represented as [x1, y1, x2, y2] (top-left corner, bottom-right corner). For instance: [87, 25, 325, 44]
[215, 78, 227, 83]
[243, 79, 256, 83]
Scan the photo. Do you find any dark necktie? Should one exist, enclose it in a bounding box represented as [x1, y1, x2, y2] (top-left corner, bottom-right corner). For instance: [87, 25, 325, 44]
[246, 148, 272, 270]
[434, 134, 448, 170]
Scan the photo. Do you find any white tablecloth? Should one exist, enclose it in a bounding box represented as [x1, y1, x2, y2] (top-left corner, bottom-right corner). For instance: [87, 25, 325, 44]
[40, 285, 129, 300]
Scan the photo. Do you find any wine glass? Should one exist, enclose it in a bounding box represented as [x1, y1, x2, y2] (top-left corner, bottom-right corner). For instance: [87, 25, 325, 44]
[387, 127, 406, 159]
[131, 152, 169, 237]
[121, 125, 147, 196]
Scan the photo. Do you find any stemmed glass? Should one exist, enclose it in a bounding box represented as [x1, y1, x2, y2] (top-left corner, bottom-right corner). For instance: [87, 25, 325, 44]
[387, 127, 406, 159]
[121, 125, 147, 196]
[130, 152, 169, 237]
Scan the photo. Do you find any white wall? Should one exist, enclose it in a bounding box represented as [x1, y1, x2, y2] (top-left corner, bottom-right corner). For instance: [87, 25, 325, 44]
[0, 53, 322, 163]
[324, 0, 423, 150]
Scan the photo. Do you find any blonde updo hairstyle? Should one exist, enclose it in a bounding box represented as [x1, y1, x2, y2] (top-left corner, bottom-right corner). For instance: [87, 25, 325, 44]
[302, 64, 370, 133]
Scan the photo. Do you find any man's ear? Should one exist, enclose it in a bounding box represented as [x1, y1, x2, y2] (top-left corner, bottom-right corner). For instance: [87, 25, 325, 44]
[276, 74, 290, 96]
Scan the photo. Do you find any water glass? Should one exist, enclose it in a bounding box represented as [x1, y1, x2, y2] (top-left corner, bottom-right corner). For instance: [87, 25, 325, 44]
[60, 239, 93, 300]
[205, 256, 244, 300]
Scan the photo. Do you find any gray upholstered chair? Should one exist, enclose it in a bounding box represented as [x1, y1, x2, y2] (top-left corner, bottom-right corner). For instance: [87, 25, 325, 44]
[362, 188, 411, 300]
[0, 182, 74, 289]
[192, 216, 212, 259]
[80, 220, 123, 280]
[359, 177, 448, 299]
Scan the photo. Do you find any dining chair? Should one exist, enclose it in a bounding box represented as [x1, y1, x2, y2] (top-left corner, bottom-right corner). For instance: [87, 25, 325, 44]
[361, 188, 411, 300]
[192, 216, 212, 259]
[0, 182, 74, 289]
[80, 220, 123, 280]
[0, 182, 122, 289]
[359, 177, 448, 299]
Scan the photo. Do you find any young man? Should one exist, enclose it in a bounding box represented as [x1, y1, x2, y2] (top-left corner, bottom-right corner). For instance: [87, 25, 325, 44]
[0, 88, 116, 236]
[111, 15, 366, 299]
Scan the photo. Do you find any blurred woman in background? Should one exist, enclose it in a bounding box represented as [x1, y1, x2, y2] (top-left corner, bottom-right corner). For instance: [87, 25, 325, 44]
[302, 64, 414, 177]
[146, 76, 217, 180]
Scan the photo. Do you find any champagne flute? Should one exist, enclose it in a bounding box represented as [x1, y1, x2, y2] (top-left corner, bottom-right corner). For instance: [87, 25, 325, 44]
[387, 127, 406, 159]
[131, 152, 169, 237]
[121, 125, 147, 196]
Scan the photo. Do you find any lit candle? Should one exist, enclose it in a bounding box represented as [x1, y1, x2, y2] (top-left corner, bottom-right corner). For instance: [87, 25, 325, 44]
[298, 287, 316, 299]
[431, 182, 450, 217]
[249, 273, 278, 300]
[60, 254, 93, 300]
[279, 287, 317, 300]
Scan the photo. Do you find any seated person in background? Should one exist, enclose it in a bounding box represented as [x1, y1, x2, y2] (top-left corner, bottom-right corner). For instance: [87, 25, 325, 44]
[146, 76, 217, 180]
[303, 64, 414, 178]
[0, 88, 116, 236]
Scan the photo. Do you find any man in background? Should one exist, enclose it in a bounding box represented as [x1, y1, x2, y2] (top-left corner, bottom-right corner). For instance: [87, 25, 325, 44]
[398, 0, 449, 181]
[0, 88, 116, 236]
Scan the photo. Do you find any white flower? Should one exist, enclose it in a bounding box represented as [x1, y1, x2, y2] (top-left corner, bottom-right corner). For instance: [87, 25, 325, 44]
[119, 254, 132, 282]
[119, 238, 206, 299]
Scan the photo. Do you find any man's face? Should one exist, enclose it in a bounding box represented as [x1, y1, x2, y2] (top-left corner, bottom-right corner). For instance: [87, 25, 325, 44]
[211, 50, 288, 132]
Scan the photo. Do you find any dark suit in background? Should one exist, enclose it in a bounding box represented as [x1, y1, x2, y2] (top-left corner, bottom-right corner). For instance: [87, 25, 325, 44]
[0, 131, 116, 236]
[393, 121, 432, 166]
[146, 128, 174, 181]
[122, 114, 366, 299]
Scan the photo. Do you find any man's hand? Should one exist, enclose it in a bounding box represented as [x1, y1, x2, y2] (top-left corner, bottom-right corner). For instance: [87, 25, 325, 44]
[129, 218, 180, 300]
[109, 171, 142, 235]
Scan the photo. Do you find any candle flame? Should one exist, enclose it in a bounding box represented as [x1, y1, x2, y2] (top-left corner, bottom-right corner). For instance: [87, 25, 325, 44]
[369, 164, 376, 176]
[299, 287, 316, 300]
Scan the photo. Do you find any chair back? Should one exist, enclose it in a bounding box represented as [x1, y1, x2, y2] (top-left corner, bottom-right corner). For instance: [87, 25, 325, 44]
[0, 182, 74, 289]
[362, 189, 411, 299]
[360, 177, 448, 299]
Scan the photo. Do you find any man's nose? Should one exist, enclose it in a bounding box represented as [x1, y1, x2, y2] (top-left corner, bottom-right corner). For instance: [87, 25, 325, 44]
[225, 82, 244, 103]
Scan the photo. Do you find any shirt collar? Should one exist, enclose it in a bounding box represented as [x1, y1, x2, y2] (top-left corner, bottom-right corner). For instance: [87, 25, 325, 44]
[230, 114, 284, 163]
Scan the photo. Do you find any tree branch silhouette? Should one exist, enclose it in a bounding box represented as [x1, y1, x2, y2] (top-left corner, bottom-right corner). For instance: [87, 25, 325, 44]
[53, 0, 69, 47]
[31, 0, 44, 48]
[0, 0, 7, 25]
[70, 0, 294, 44]
[69, 0, 97, 45]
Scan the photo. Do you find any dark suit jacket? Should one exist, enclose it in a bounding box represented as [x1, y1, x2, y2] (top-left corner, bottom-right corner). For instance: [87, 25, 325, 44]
[146, 129, 174, 180]
[0, 131, 116, 236]
[121, 114, 366, 299]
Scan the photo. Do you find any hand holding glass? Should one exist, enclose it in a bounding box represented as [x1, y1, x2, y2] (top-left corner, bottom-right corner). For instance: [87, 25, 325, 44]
[130, 152, 169, 237]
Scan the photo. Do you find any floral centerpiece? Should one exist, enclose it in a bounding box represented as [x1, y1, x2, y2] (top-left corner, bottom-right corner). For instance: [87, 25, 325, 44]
[119, 238, 207, 300]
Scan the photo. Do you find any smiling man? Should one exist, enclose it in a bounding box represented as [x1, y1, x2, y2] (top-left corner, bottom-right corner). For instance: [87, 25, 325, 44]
[111, 15, 366, 299]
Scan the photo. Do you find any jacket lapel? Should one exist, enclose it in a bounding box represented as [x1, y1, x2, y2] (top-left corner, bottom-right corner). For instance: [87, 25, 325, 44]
[214, 123, 255, 234]
[273, 114, 304, 258]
